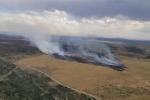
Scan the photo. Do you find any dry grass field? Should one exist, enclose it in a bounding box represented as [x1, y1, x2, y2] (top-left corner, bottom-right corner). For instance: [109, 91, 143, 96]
[15, 55, 150, 100]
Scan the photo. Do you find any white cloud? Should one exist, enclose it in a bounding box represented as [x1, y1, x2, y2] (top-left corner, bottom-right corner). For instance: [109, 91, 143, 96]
[0, 10, 149, 40]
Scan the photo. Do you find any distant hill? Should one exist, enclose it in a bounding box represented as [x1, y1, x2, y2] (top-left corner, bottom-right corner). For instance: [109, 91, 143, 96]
[96, 37, 150, 47]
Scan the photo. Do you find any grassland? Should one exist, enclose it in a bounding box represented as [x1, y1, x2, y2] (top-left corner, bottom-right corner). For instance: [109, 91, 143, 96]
[0, 60, 96, 100]
[15, 55, 150, 100]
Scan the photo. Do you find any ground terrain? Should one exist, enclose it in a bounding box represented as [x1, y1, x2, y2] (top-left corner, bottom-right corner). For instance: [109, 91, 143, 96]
[16, 55, 150, 100]
[0, 35, 150, 100]
[0, 60, 96, 100]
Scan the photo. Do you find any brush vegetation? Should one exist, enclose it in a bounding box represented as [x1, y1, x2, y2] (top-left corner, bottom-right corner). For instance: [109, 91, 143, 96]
[0, 60, 96, 100]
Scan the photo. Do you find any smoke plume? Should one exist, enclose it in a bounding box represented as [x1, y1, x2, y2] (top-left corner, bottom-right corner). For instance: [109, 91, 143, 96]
[0, 10, 149, 69]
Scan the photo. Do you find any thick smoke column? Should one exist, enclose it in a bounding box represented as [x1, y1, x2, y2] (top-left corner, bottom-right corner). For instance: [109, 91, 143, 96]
[49, 36, 124, 70]
[29, 36, 65, 56]
[0, 10, 127, 70]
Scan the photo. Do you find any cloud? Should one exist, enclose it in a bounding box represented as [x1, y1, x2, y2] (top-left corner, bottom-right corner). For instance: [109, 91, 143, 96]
[0, 10, 149, 55]
[0, 0, 150, 20]
[0, 10, 149, 40]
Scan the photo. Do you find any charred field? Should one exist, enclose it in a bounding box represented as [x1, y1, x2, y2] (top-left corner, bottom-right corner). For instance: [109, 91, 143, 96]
[0, 34, 150, 100]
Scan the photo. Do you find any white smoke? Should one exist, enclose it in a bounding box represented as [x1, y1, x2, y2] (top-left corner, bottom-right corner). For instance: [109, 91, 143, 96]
[0, 10, 149, 55]
[52, 37, 124, 69]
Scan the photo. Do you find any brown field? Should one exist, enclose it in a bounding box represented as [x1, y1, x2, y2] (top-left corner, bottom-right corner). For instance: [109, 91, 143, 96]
[15, 55, 150, 100]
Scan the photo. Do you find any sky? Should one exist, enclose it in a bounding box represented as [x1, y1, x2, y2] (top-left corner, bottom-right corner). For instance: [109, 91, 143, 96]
[0, 0, 150, 40]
